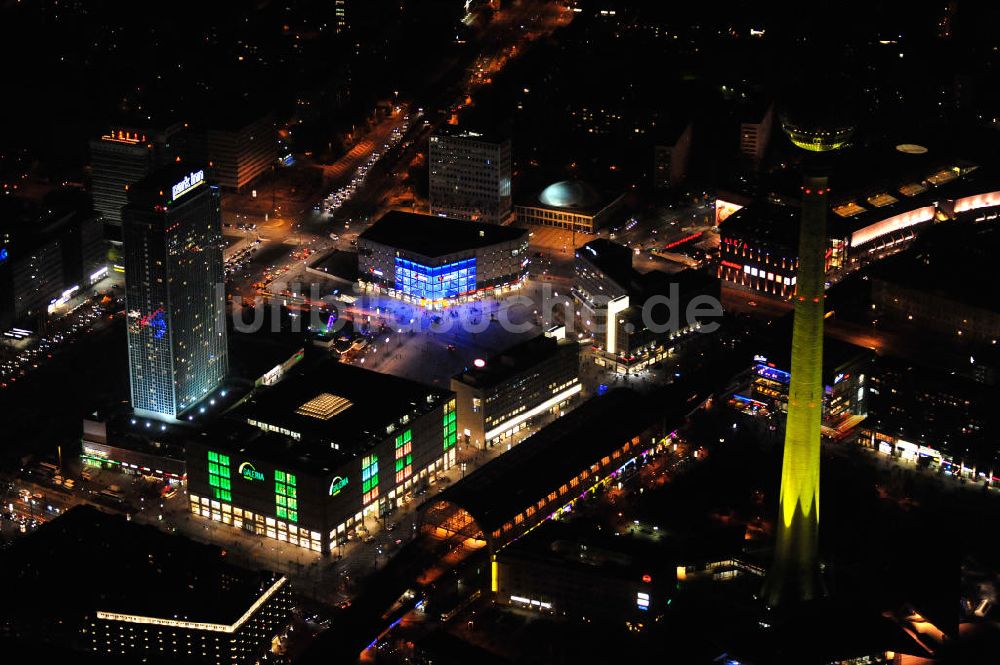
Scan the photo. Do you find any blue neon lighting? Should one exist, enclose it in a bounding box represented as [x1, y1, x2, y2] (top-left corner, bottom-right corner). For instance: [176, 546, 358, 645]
[149, 310, 167, 339]
[754, 362, 790, 384]
[394, 257, 476, 301]
[0, 247, 7, 263]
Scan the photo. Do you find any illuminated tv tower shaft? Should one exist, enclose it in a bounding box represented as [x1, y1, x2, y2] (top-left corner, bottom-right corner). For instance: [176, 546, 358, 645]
[766, 174, 829, 605]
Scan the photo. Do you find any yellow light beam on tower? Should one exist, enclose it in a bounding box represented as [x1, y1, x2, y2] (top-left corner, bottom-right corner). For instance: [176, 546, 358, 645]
[764, 173, 830, 607]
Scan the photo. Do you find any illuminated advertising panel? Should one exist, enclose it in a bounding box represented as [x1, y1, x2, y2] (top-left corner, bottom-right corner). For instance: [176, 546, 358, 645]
[171, 169, 205, 201]
[715, 199, 744, 225]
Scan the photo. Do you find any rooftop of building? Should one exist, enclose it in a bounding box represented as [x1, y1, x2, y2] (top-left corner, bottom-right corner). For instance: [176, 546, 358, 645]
[451, 334, 577, 391]
[869, 220, 1000, 315]
[718, 199, 801, 250]
[721, 163, 997, 249]
[652, 116, 693, 146]
[358, 210, 526, 258]
[230, 358, 453, 455]
[431, 380, 712, 537]
[497, 518, 745, 584]
[125, 163, 214, 208]
[577, 238, 634, 286]
[0, 187, 94, 247]
[227, 331, 306, 385]
[578, 238, 718, 305]
[754, 315, 873, 381]
[432, 123, 509, 145]
[536, 179, 606, 211]
[0, 505, 282, 626]
[627, 267, 719, 305]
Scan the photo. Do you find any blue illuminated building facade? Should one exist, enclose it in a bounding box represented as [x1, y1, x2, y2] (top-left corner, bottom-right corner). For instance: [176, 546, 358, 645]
[123, 165, 228, 420]
[358, 211, 528, 307]
[394, 257, 477, 301]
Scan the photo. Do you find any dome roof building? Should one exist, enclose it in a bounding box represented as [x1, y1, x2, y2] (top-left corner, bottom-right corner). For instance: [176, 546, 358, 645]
[517, 179, 624, 234]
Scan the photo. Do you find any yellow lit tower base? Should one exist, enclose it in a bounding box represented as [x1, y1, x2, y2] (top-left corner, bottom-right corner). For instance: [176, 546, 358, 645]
[763, 172, 830, 607]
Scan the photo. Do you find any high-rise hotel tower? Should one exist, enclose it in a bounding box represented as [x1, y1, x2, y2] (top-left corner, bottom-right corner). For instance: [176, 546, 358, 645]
[122, 165, 228, 419]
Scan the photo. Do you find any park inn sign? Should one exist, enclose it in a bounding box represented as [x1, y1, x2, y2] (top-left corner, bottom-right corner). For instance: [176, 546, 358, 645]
[171, 169, 205, 201]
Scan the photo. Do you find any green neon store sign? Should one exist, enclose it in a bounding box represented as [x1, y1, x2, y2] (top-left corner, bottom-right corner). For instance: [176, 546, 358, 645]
[238, 462, 265, 482]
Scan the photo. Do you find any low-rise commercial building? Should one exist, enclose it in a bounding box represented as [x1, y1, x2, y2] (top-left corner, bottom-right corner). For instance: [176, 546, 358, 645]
[0, 506, 290, 665]
[870, 221, 1000, 346]
[515, 180, 624, 234]
[860, 356, 1000, 479]
[188, 360, 457, 554]
[451, 334, 580, 449]
[731, 324, 872, 438]
[357, 210, 528, 307]
[574, 238, 719, 373]
[717, 163, 996, 298]
[81, 411, 187, 481]
[495, 520, 675, 622]
[421, 381, 713, 556]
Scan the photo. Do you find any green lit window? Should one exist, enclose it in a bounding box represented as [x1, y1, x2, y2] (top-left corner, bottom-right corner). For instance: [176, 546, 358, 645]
[362, 454, 380, 505]
[443, 401, 457, 451]
[274, 468, 298, 522]
[394, 430, 414, 484]
[208, 451, 231, 504]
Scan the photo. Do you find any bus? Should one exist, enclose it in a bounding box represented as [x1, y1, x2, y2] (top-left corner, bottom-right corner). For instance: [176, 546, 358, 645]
[97, 489, 126, 506]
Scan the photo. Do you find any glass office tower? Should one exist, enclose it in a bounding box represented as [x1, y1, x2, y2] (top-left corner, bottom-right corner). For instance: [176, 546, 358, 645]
[123, 166, 228, 419]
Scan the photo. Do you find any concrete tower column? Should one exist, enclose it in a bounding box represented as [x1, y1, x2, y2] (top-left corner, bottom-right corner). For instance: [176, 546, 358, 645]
[764, 173, 829, 606]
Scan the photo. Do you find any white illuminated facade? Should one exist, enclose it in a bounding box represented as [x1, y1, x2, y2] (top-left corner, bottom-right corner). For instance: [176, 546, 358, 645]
[606, 294, 630, 355]
[850, 205, 935, 248]
[89, 577, 291, 664]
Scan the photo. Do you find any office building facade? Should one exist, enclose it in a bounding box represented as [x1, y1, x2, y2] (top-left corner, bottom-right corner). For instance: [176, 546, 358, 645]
[89, 125, 183, 231]
[451, 335, 581, 449]
[204, 113, 277, 191]
[574, 239, 719, 373]
[429, 127, 512, 224]
[123, 166, 228, 419]
[739, 102, 774, 165]
[0, 191, 107, 330]
[653, 121, 693, 189]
